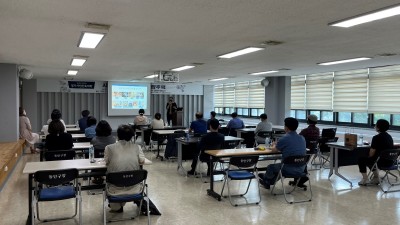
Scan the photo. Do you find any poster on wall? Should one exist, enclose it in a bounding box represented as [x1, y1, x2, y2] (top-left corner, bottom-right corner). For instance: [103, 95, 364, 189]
[151, 83, 203, 95]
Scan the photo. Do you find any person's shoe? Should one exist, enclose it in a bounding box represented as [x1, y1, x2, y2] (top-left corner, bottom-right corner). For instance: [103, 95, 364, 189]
[288, 180, 307, 188]
[92, 177, 104, 185]
[187, 170, 196, 176]
[370, 177, 380, 185]
[259, 178, 270, 189]
[110, 207, 123, 213]
[358, 178, 369, 186]
[258, 173, 265, 180]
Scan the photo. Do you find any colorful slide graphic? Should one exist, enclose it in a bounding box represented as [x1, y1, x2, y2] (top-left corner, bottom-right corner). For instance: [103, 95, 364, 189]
[111, 84, 147, 109]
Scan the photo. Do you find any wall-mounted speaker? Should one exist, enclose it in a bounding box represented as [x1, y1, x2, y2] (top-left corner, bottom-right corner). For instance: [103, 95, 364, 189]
[19, 68, 33, 79]
[261, 78, 269, 87]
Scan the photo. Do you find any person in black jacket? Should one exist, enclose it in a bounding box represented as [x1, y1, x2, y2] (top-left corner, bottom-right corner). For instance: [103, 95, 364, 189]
[45, 120, 73, 151]
[166, 96, 177, 126]
[188, 119, 224, 176]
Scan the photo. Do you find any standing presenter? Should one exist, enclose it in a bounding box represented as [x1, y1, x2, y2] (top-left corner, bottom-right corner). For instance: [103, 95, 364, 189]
[166, 96, 177, 126]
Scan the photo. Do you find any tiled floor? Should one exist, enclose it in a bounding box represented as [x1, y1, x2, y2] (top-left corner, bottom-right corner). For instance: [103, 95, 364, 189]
[1, 152, 400, 225]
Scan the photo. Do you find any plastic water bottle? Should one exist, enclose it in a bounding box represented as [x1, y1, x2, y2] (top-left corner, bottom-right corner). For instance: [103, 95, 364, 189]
[186, 132, 190, 141]
[265, 137, 270, 147]
[89, 145, 95, 163]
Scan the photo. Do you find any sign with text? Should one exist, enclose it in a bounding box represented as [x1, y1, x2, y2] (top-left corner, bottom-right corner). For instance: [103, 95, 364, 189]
[37, 79, 107, 93]
[68, 81, 95, 89]
[151, 83, 203, 95]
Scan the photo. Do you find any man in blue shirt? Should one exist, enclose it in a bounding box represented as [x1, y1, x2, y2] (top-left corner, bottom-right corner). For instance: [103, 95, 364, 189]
[85, 116, 97, 138]
[189, 112, 207, 134]
[259, 117, 306, 189]
[78, 110, 90, 131]
[226, 112, 244, 136]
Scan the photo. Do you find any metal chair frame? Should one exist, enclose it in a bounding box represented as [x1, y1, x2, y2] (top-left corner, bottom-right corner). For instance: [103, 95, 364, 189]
[367, 149, 400, 193]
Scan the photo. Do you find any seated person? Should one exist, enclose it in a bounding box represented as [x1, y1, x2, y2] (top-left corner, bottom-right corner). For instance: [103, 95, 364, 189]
[85, 116, 97, 138]
[134, 109, 149, 126]
[151, 112, 165, 129]
[358, 119, 394, 186]
[78, 109, 90, 131]
[226, 112, 244, 136]
[254, 113, 272, 144]
[206, 111, 217, 130]
[45, 120, 73, 151]
[187, 119, 224, 176]
[104, 125, 145, 213]
[43, 109, 66, 134]
[290, 114, 320, 188]
[189, 112, 207, 134]
[259, 117, 306, 189]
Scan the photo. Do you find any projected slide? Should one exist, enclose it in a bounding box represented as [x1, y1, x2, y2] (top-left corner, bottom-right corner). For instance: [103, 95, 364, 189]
[111, 84, 147, 109]
[107, 82, 151, 116]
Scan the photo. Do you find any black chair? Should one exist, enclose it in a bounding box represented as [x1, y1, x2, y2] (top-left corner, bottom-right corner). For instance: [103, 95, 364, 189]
[103, 170, 150, 225]
[271, 155, 312, 204]
[227, 128, 237, 137]
[224, 140, 240, 149]
[220, 155, 260, 206]
[44, 150, 75, 161]
[141, 128, 153, 150]
[164, 131, 185, 160]
[368, 149, 400, 193]
[254, 131, 273, 146]
[195, 139, 224, 182]
[32, 168, 81, 224]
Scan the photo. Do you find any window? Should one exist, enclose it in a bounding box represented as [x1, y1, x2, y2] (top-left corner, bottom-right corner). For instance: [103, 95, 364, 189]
[214, 107, 223, 114]
[290, 110, 296, 118]
[225, 107, 234, 115]
[291, 75, 305, 109]
[338, 112, 351, 123]
[306, 73, 333, 110]
[237, 108, 249, 116]
[321, 111, 334, 121]
[393, 115, 400, 126]
[373, 114, 390, 124]
[309, 111, 321, 120]
[296, 110, 306, 120]
[353, 113, 368, 124]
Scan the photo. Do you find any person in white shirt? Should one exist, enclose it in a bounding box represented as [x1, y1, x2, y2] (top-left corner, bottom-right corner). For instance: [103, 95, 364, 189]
[134, 109, 148, 125]
[151, 112, 165, 129]
[254, 113, 273, 144]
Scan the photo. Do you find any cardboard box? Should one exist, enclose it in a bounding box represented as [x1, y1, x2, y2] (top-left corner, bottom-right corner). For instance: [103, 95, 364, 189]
[345, 133, 358, 150]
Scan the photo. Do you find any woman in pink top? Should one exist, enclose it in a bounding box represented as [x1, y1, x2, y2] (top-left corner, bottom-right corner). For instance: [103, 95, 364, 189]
[19, 107, 40, 153]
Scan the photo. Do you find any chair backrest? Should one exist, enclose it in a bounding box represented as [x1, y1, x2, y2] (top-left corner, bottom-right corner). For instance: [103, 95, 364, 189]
[77, 137, 92, 142]
[224, 140, 240, 149]
[228, 128, 237, 137]
[94, 148, 105, 158]
[257, 131, 273, 139]
[308, 140, 318, 153]
[379, 149, 400, 161]
[34, 168, 78, 185]
[174, 130, 186, 134]
[44, 150, 75, 161]
[229, 155, 259, 168]
[143, 128, 153, 145]
[321, 128, 337, 139]
[282, 155, 310, 166]
[106, 170, 148, 187]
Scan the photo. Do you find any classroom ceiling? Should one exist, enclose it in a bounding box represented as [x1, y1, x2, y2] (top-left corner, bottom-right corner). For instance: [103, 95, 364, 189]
[1, 0, 400, 85]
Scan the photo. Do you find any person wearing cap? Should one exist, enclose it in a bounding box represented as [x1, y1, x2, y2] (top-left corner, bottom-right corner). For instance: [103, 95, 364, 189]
[254, 113, 273, 144]
[288, 114, 320, 188]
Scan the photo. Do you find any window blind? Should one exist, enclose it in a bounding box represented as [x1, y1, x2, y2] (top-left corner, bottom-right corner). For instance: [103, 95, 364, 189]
[291, 75, 306, 109]
[369, 65, 400, 113]
[248, 80, 265, 108]
[235, 81, 249, 108]
[223, 83, 235, 107]
[333, 69, 368, 112]
[214, 84, 224, 107]
[306, 72, 333, 110]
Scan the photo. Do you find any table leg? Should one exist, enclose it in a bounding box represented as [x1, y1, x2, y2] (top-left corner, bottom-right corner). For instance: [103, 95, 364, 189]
[333, 147, 353, 187]
[328, 147, 334, 178]
[26, 173, 33, 225]
[207, 155, 221, 201]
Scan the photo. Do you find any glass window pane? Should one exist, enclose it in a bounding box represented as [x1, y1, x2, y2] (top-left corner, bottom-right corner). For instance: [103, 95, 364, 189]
[242, 109, 249, 116]
[338, 112, 351, 123]
[237, 108, 243, 115]
[251, 109, 258, 116]
[321, 111, 333, 121]
[373, 114, 391, 124]
[393, 115, 400, 126]
[353, 113, 368, 124]
[257, 109, 264, 116]
[290, 110, 296, 118]
[309, 111, 321, 120]
[296, 110, 306, 119]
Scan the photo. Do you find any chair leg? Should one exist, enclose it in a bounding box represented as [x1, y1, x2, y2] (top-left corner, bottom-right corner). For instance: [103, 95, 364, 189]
[31, 190, 35, 225]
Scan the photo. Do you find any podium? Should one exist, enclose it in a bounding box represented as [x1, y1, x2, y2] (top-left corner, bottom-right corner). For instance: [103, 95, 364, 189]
[172, 109, 183, 126]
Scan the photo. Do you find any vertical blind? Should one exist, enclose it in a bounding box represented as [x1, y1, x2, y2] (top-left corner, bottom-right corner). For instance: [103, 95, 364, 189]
[369, 65, 400, 113]
[291, 64, 400, 114]
[213, 80, 265, 108]
[306, 72, 333, 110]
[290, 75, 306, 109]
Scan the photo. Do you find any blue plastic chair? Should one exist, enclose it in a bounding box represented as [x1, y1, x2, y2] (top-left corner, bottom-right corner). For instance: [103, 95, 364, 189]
[368, 149, 400, 193]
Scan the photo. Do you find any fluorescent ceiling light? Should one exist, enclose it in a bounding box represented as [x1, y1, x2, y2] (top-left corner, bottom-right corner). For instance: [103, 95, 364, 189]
[144, 74, 158, 79]
[209, 78, 228, 81]
[318, 57, 371, 66]
[71, 57, 87, 67]
[330, 4, 400, 28]
[67, 70, 78, 75]
[78, 32, 105, 48]
[218, 47, 264, 59]
[249, 70, 279, 75]
[171, 65, 195, 71]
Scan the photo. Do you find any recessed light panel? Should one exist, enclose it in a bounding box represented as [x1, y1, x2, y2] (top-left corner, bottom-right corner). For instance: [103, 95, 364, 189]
[144, 74, 158, 79]
[218, 47, 264, 59]
[318, 57, 371, 65]
[249, 70, 279, 75]
[209, 78, 228, 81]
[67, 70, 78, 75]
[171, 65, 195, 72]
[71, 58, 87, 67]
[78, 32, 105, 48]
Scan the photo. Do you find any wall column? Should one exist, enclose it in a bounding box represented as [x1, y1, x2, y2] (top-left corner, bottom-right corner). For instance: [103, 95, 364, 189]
[0, 64, 19, 142]
[264, 76, 291, 126]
